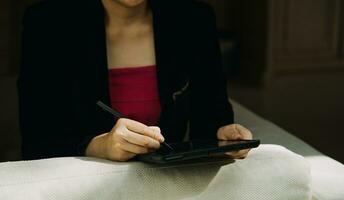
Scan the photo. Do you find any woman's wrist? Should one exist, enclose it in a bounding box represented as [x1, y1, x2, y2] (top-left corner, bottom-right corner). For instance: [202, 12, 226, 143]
[85, 132, 109, 159]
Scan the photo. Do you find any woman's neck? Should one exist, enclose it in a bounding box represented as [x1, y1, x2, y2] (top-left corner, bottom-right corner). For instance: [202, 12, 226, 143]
[101, 0, 150, 27]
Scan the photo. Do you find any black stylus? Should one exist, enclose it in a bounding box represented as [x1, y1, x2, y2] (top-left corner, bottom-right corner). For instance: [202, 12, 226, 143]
[96, 101, 174, 151]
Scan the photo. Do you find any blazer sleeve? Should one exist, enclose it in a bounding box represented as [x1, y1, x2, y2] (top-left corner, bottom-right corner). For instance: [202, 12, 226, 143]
[189, 3, 234, 140]
[18, 6, 83, 160]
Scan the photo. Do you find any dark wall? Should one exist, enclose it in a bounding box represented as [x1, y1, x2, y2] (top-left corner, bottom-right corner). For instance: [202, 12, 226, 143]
[0, 0, 38, 161]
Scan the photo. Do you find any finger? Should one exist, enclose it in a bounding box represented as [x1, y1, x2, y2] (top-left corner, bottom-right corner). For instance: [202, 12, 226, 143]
[218, 124, 253, 141]
[235, 124, 253, 140]
[148, 126, 165, 142]
[121, 129, 160, 149]
[218, 126, 241, 140]
[228, 124, 246, 140]
[123, 119, 164, 142]
[120, 141, 150, 155]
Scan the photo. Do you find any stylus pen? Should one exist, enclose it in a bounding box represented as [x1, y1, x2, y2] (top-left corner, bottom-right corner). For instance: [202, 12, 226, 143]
[96, 101, 174, 151]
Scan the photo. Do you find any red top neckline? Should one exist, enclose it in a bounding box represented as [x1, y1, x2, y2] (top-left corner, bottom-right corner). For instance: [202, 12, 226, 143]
[108, 65, 156, 74]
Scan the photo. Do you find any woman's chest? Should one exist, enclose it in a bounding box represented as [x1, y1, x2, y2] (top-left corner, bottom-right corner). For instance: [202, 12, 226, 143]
[106, 28, 156, 69]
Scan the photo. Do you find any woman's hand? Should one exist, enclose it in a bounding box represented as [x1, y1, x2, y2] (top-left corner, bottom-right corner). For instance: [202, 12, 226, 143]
[86, 118, 164, 162]
[217, 124, 253, 159]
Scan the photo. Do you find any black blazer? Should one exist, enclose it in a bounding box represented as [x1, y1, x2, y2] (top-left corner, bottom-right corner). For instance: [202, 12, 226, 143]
[18, 0, 234, 160]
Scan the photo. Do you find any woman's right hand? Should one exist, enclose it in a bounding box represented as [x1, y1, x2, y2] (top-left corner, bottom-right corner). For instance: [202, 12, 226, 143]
[85, 118, 165, 161]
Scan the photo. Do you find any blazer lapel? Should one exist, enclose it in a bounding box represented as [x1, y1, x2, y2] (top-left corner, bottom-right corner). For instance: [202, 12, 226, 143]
[74, 0, 114, 134]
[150, 0, 178, 112]
[81, 0, 111, 105]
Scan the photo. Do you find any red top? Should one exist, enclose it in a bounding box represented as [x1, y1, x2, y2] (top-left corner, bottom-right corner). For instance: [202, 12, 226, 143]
[108, 65, 161, 126]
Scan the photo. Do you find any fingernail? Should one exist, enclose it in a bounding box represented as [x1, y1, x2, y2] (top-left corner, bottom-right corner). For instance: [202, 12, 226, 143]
[153, 129, 164, 142]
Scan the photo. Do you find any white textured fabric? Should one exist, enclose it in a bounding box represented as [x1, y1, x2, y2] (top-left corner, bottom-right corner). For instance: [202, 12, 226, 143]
[1, 100, 342, 199]
[232, 100, 344, 200]
[0, 145, 311, 200]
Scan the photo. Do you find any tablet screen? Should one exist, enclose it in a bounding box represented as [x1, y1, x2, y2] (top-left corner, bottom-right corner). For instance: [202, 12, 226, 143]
[157, 140, 254, 155]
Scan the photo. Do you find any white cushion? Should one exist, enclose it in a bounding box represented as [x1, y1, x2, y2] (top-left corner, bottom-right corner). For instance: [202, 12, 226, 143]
[232, 100, 344, 200]
[0, 145, 311, 200]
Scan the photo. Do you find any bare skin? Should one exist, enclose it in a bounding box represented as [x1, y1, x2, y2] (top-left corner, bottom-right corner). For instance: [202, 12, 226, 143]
[102, 0, 155, 69]
[85, 0, 253, 161]
[86, 118, 164, 161]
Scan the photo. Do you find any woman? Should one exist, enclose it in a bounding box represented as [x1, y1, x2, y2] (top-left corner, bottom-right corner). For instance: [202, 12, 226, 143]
[19, 0, 252, 161]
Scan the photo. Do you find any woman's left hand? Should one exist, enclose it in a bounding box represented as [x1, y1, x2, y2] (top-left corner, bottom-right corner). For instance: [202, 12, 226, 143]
[217, 124, 253, 159]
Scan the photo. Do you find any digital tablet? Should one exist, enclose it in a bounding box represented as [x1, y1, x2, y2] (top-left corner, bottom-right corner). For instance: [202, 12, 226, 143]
[137, 139, 260, 164]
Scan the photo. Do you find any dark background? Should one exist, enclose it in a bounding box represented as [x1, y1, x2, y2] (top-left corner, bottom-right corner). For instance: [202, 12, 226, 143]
[0, 0, 343, 162]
